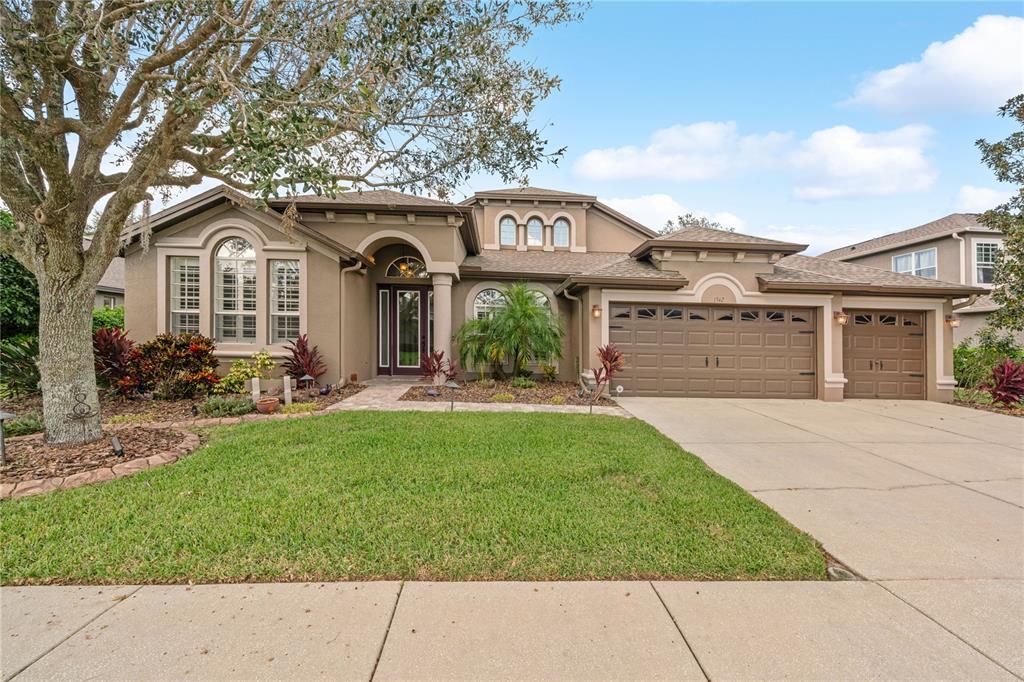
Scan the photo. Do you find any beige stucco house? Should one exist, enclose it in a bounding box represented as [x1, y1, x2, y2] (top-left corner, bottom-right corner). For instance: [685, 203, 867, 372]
[819, 213, 1008, 344]
[123, 185, 985, 402]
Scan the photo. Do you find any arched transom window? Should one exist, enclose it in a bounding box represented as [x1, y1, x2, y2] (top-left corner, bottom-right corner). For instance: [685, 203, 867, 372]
[386, 256, 428, 278]
[215, 238, 257, 342]
[473, 287, 550, 319]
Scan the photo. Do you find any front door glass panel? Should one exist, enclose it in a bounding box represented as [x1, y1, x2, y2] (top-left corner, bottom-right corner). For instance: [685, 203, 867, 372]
[397, 290, 421, 368]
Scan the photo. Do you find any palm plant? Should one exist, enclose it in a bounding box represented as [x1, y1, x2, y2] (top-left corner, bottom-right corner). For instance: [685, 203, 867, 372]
[454, 283, 564, 378]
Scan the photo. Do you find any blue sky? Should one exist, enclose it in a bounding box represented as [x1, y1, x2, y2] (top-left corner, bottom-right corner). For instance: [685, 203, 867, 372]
[461, 2, 1024, 253]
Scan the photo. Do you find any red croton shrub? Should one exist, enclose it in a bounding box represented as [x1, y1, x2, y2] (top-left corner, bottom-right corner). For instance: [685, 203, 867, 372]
[136, 332, 220, 398]
[985, 359, 1024, 406]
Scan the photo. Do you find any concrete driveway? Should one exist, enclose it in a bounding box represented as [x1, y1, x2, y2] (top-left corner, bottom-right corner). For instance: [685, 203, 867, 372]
[619, 397, 1024, 677]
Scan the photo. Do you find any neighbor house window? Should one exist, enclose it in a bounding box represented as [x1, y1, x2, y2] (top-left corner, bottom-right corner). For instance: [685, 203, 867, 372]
[526, 217, 543, 246]
[893, 248, 936, 278]
[101, 295, 118, 309]
[474, 288, 506, 319]
[553, 218, 570, 247]
[499, 216, 517, 246]
[215, 238, 257, 342]
[269, 259, 300, 343]
[975, 242, 999, 285]
[169, 256, 200, 334]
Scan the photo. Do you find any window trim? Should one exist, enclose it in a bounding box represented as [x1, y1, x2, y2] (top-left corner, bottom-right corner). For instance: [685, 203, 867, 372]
[214, 237, 258, 344]
[169, 255, 201, 334]
[892, 247, 937, 279]
[552, 218, 570, 248]
[498, 215, 518, 247]
[526, 217, 544, 247]
[972, 239, 1002, 288]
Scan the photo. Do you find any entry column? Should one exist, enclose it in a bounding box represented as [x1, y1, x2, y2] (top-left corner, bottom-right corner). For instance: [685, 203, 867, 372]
[431, 273, 453, 361]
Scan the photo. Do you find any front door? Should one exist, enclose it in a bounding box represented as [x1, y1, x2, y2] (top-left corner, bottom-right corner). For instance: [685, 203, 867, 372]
[377, 284, 432, 376]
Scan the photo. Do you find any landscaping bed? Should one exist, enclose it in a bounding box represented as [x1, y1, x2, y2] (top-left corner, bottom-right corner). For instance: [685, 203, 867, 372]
[1, 426, 187, 485]
[953, 389, 1023, 418]
[399, 380, 617, 406]
[0, 411, 826, 584]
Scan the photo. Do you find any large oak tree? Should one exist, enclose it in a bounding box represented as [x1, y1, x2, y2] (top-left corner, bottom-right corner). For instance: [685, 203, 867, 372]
[1, 0, 579, 444]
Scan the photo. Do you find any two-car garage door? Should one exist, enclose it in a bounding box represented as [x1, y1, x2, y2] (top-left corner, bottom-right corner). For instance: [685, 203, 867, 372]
[609, 304, 817, 398]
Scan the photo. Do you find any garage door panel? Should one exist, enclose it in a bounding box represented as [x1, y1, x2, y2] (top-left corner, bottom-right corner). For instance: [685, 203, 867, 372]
[843, 309, 925, 399]
[612, 304, 816, 398]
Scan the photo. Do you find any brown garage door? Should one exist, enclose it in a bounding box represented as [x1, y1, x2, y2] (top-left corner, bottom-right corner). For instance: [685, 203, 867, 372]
[609, 304, 816, 398]
[842, 310, 926, 399]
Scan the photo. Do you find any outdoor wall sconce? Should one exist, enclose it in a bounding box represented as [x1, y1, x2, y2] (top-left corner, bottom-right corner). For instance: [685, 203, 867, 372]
[833, 311, 850, 326]
[945, 315, 961, 328]
[591, 305, 602, 319]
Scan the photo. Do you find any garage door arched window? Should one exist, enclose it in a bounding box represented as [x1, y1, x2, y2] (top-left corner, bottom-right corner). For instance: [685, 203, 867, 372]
[215, 237, 257, 343]
[474, 288, 507, 319]
[386, 256, 428, 278]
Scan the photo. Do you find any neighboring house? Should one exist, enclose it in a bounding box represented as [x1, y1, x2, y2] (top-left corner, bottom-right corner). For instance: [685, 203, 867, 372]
[818, 214, 1008, 344]
[84, 238, 125, 309]
[122, 185, 984, 402]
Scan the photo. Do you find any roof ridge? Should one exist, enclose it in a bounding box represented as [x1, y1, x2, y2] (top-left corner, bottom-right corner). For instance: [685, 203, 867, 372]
[818, 213, 985, 259]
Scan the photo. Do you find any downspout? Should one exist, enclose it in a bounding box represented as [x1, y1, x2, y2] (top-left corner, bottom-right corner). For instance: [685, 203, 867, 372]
[561, 287, 583, 377]
[339, 262, 367, 386]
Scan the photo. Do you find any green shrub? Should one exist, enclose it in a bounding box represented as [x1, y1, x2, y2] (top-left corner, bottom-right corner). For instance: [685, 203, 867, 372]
[490, 392, 515, 403]
[539, 363, 558, 383]
[213, 351, 274, 395]
[4, 411, 42, 437]
[954, 328, 1024, 389]
[136, 333, 219, 399]
[197, 395, 254, 417]
[281, 402, 318, 414]
[0, 334, 40, 397]
[510, 376, 537, 389]
[91, 306, 124, 333]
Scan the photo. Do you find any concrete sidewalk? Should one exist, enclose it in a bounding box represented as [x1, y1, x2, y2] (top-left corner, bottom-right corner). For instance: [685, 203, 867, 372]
[3, 580, 1020, 681]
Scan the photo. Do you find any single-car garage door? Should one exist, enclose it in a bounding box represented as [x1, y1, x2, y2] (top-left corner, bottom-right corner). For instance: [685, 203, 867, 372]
[609, 304, 816, 398]
[842, 310, 926, 399]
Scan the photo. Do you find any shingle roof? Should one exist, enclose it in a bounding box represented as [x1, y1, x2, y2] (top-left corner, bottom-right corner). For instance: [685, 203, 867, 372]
[269, 189, 453, 209]
[818, 213, 993, 260]
[460, 250, 628, 277]
[658, 226, 805, 248]
[471, 186, 597, 200]
[768, 254, 981, 292]
[83, 239, 125, 293]
[956, 294, 999, 314]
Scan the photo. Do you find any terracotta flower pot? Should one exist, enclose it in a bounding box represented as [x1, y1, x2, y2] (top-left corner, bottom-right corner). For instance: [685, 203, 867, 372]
[256, 397, 280, 414]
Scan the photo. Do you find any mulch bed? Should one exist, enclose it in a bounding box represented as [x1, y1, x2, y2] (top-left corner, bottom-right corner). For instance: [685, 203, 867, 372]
[399, 380, 617, 406]
[953, 400, 1024, 418]
[285, 383, 366, 409]
[2, 426, 185, 484]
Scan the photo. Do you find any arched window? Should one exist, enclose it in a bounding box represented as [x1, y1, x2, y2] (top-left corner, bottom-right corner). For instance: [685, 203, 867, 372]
[499, 216, 517, 246]
[526, 217, 543, 246]
[386, 256, 428, 278]
[553, 218, 570, 248]
[474, 287, 550, 319]
[474, 288, 506, 319]
[215, 237, 257, 342]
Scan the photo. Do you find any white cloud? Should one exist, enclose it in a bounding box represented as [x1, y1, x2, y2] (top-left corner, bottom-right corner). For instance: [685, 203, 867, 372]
[760, 224, 885, 256]
[573, 122, 792, 182]
[603, 194, 746, 232]
[790, 125, 935, 201]
[844, 15, 1024, 114]
[954, 184, 1017, 212]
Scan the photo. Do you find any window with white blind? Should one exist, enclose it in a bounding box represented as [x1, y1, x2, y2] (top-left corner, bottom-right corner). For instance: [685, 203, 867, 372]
[269, 259, 300, 342]
[215, 238, 257, 342]
[169, 256, 200, 334]
[892, 248, 937, 279]
[975, 241, 1000, 286]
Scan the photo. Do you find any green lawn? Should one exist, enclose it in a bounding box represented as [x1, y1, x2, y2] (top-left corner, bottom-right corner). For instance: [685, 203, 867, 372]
[1, 412, 825, 584]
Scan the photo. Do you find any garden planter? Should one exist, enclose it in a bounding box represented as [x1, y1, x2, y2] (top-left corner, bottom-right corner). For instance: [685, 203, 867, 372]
[256, 397, 280, 414]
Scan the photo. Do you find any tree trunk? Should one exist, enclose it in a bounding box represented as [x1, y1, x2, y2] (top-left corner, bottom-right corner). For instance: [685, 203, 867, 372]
[37, 281, 102, 445]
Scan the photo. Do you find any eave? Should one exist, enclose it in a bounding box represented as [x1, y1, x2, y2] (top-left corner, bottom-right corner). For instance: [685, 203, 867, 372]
[631, 239, 806, 259]
[555, 274, 689, 295]
[757, 277, 989, 298]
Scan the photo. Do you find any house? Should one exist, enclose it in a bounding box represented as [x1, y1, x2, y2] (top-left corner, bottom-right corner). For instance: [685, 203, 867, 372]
[83, 238, 126, 309]
[818, 214, 1007, 344]
[122, 185, 986, 401]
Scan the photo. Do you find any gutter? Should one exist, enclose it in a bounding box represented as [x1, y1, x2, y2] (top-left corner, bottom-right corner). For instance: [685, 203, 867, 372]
[952, 294, 980, 311]
[757, 278, 987, 298]
[560, 288, 584, 377]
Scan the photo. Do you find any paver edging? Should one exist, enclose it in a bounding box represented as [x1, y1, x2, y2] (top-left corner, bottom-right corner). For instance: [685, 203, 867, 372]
[2, 425, 201, 501]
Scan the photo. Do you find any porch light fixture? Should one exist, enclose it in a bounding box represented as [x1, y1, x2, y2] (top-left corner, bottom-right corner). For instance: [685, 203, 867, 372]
[833, 311, 850, 326]
[945, 315, 961, 328]
[591, 305, 602, 319]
